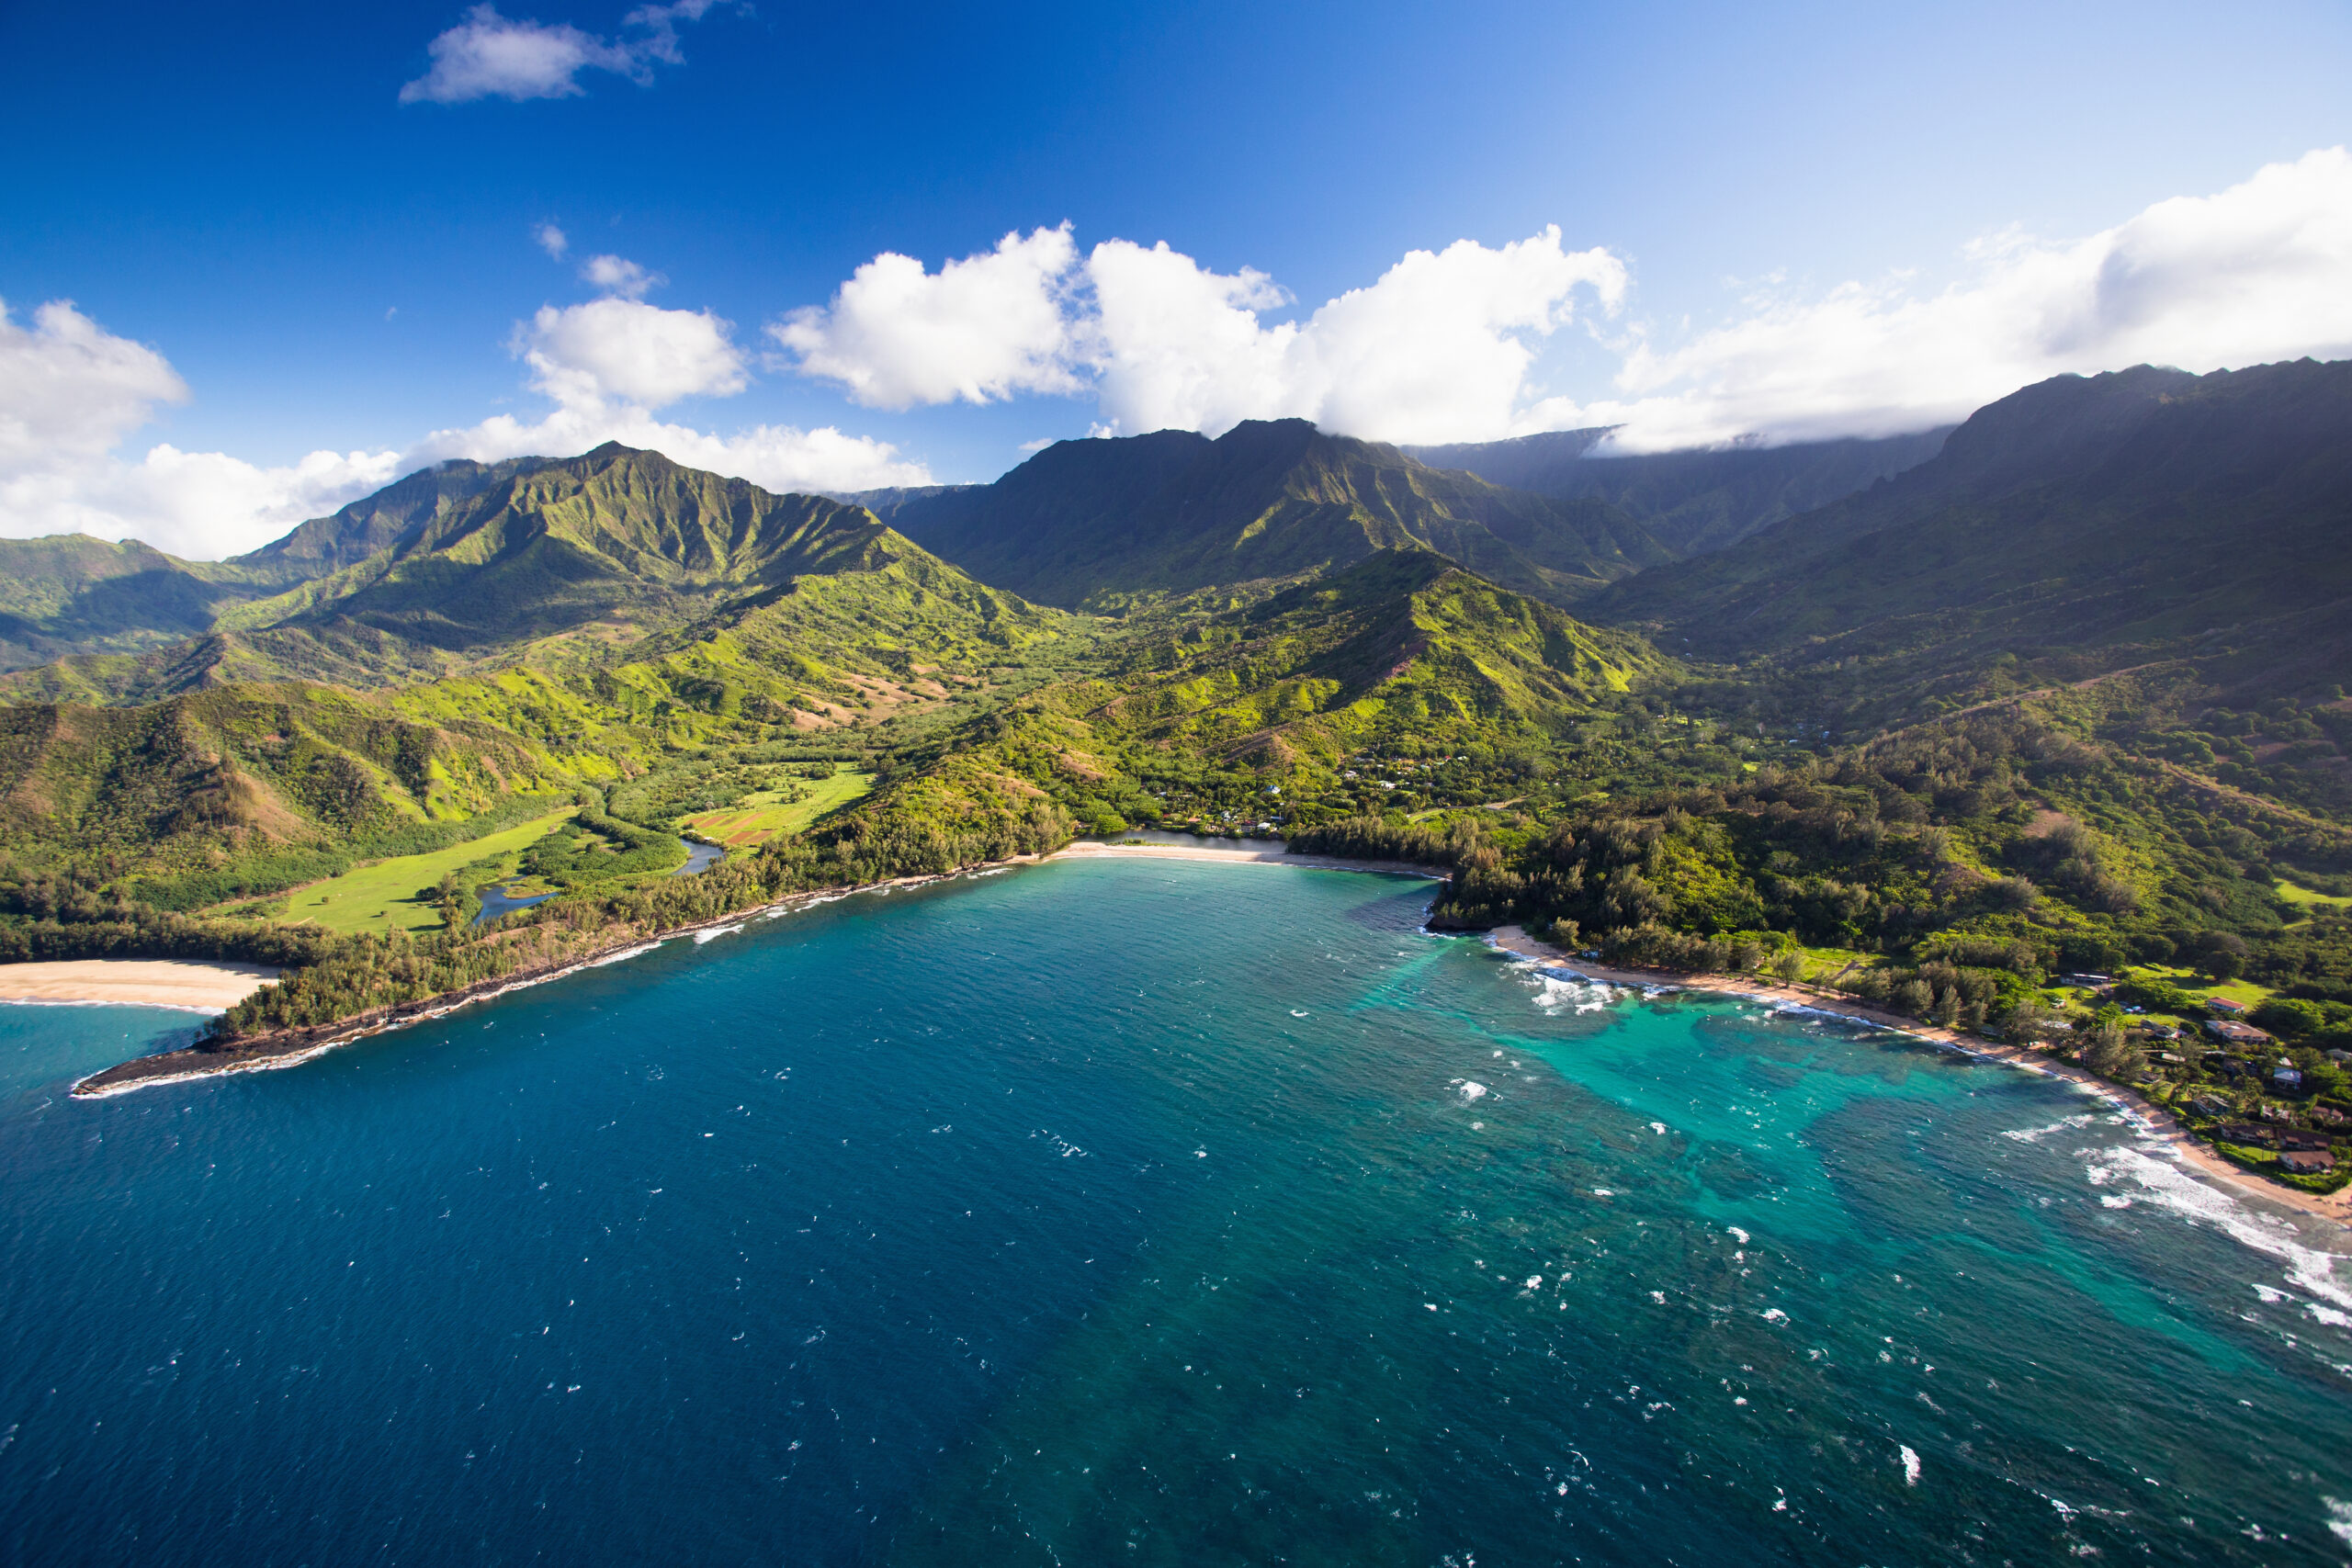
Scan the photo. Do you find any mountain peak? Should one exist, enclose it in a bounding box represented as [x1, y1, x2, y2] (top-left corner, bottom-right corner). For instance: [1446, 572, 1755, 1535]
[881, 418, 1668, 608]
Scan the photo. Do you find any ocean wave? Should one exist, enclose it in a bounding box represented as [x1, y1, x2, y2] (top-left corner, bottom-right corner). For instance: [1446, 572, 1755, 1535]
[2082, 1143, 2352, 1313]
[692, 925, 744, 944]
[591, 943, 661, 968]
[1506, 960, 1619, 1016]
[2002, 1113, 2098, 1145]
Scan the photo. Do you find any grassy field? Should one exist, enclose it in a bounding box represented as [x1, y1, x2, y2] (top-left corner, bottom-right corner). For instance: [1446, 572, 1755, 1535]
[2279, 879, 2352, 910]
[2120, 962, 2278, 1018]
[275, 807, 578, 936]
[682, 769, 876, 849]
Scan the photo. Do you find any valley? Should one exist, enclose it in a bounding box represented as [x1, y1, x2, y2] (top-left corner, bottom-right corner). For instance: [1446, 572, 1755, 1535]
[6, 360, 2352, 1199]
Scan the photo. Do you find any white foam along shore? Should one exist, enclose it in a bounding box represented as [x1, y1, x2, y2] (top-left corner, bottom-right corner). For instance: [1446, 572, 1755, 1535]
[1482, 924, 2352, 1233]
[68, 843, 1430, 1097]
[69, 857, 1073, 1099]
[0, 960, 279, 1014]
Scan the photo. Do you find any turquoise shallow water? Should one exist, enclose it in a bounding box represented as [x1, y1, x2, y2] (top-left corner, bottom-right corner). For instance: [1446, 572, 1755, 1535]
[5, 858, 2352, 1565]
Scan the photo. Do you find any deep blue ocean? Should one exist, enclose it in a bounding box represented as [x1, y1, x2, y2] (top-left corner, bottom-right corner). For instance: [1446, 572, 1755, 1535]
[6, 858, 2352, 1565]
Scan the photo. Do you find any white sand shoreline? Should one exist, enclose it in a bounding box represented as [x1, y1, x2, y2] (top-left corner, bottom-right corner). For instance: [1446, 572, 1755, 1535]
[0, 960, 278, 1014]
[1048, 840, 1448, 878]
[1482, 924, 2352, 1230]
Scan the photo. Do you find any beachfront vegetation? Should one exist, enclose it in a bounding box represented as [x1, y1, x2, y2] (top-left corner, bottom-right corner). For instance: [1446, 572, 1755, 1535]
[17, 361, 2352, 1185]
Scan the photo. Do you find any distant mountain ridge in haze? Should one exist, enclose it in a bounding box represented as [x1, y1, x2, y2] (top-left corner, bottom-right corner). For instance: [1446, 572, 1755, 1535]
[1407, 427, 1952, 556]
[875, 418, 1672, 609]
[1591, 356, 2352, 698]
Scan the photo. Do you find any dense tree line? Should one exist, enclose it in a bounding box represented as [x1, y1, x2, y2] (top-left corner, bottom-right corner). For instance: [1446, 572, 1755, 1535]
[215, 788, 1072, 1039]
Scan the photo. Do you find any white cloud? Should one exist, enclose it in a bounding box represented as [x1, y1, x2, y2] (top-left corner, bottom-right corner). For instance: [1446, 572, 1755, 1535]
[517, 296, 746, 408]
[769, 226, 1089, 409]
[0, 298, 187, 468]
[1088, 229, 1625, 442]
[1557, 145, 2352, 451]
[775, 152, 2352, 450]
[774, 225, 1625, 442]
[0, 298, 402, 558]
[399, 1, 715, 105]
[417, 285, 928, 493]
[0, 287, 924, 560]
[413, 406, 928, 496]
[580, 254, 660, 299]
[535, 222, 569, 259]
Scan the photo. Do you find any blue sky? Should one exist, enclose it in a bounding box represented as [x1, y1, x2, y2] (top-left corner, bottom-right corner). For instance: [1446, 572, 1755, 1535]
[4, 0, 2350, 555]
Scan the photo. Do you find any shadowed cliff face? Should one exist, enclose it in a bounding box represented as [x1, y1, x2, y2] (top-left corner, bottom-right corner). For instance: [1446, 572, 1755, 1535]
[1589, 357, 2352, 701]
[876, 418, 1671, 610]
[1408, 426, 1953, 557]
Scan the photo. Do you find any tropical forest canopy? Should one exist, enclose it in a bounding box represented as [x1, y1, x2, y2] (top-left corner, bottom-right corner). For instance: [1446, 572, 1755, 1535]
[9, 357, 2352, 1168]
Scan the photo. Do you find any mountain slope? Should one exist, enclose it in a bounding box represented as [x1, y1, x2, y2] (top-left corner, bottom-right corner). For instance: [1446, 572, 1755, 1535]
[1, 445, 1080, 706]
[230, 456, 536, 579]
[1408, 427, 1951, 555]
[881, 419, 1670, 608]
[0, 682, 580, 895]
[1591, 358, 2352, 702]
[0, 536, 283, 668]
[858, 547, 1676, 841]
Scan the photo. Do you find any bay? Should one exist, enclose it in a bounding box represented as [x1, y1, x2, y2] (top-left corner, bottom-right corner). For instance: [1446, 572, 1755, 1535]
[3, 857, 2350, 1565]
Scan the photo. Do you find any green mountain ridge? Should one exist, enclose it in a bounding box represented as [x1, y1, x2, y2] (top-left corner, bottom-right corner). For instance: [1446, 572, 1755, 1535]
[0, 445, 1080, 708]
[876, 418, 1673, 609]
[1592, 358, 2352, 718]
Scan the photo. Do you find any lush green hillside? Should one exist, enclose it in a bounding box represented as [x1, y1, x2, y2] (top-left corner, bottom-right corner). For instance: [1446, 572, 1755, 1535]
[1410, 427, 1952, 556]
[230, 456, 532, 579]
[0, 445, 1089, 707]
[1593, 359, 2352, 719]
[881, 419, 1671, 609]
[0, 682, 581, 908]
[0, 536, 287, 670]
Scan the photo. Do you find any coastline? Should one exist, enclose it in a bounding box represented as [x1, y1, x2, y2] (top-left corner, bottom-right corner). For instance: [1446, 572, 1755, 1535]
[67, 846, 2335, 1235]
[1484, 924, 2352, 1230]
[67, 841, 1437, 1098]
[1050, 839, 1450, 878]
[69, 859, 1053, 1099]
[0, 959, 279, 1014]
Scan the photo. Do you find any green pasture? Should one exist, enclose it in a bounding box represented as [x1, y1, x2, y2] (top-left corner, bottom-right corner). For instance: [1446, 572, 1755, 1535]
[274, 807, 578, 935]
[683, 769, 876, 848]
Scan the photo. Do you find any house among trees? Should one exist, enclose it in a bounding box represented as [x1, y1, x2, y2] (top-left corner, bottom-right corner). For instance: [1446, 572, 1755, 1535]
[2209, 1020, 2274, 1047]
[2278, 1149, 2336, 1174]
[2208, 996, 2250, 1016]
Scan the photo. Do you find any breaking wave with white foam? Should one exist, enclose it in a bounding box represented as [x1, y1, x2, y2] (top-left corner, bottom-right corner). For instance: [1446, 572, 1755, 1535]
[2083, 1142, 2352, 1316]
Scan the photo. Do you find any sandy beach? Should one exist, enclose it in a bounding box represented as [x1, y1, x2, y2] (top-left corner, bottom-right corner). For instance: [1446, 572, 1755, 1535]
[1050, 840, 1448, 877]
[0, 959, 279, 1013]
[48, 847, 2347, 1232]
[1484, 924, 2352, 1228]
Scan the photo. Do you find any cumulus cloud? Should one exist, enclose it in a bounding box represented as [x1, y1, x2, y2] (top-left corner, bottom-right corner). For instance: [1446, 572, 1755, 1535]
[773, 151, 2352, 450]
[580, 253, 660, 299]
[535, 222, 569, 259]
[769, 226, 1089, 409]
[774, 225, 1625, 442]
[400, 1, 714, 105]
[1555, 145, 2352, 450]
[412, 280, 927, 492]
[0, 286, 924, 560]
[1091, 230, 1624, 442]
[517, 296, 746, 408]
[0, 299, 401, 558]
